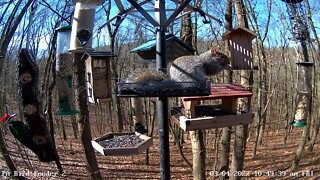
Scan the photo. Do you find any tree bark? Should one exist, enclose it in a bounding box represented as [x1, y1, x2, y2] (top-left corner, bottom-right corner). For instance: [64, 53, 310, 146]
[74, 53, 102, 180]
[230, 1, 252, 179]
[219, 1, 233, 178]
[190, 130, 206, 180]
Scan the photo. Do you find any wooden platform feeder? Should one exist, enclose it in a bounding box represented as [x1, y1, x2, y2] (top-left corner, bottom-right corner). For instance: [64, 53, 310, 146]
[91, 132, 153, 156]
[171, 84, 254, 131]
[83, 51, 115, 103]
[222, 27, 257, 70]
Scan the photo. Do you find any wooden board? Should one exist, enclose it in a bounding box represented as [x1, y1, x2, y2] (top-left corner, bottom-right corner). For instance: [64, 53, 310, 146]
[182, 84, 252, 101]
[172, 112, 254, 131]
[91, 132, 153, 156]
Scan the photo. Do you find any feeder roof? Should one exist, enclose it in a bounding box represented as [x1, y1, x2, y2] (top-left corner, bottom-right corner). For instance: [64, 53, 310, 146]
[88, 51, 117, 57]
[131, 34, 195, 54]
[222, 26, 257, 41]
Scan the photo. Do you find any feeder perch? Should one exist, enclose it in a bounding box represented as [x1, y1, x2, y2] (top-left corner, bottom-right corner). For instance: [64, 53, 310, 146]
[222, 27, 257, 70]
[91, 132, 153, 156]
[82, 51, 115, 103]
[131, 34, 195, 63]
[55, 25, 79, 115]
[171, 84, 254, 131]
[69, 0, 105, 53]
[117, 80, 211, 97]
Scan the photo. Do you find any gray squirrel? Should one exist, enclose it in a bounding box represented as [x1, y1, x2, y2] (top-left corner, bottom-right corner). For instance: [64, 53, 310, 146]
[169, 46, 230, 83]
[124, 46, 230, 89]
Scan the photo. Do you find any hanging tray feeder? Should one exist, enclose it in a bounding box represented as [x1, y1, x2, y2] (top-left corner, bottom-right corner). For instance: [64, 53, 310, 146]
[91, 132, 152, 156]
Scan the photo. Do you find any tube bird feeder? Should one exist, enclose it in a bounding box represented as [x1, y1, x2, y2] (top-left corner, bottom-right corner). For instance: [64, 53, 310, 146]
[56, 25, 79, 115]
[292, 62, 313, 127]
[69, 0, 104, 53]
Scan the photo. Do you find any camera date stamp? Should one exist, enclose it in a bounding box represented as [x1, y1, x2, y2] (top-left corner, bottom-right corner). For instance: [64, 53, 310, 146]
[208, 170, 314, 177]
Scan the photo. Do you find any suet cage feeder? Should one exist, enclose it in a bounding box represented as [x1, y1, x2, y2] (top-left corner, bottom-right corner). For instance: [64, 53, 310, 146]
[55, 25, 79, 115]
[69, 0, 104, 53]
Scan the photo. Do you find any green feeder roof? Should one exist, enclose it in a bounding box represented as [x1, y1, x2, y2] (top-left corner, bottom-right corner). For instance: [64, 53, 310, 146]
[55, 25, 72, 32]
[131, 34, 195, 62]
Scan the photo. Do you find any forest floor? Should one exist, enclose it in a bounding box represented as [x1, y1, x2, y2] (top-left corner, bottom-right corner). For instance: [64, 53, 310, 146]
[1, 125, 320, 180]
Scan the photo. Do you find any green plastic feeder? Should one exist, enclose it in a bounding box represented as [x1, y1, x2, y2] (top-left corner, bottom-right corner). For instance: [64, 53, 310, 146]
[292, 121, 306, 127]
[57, 98, 79, 116]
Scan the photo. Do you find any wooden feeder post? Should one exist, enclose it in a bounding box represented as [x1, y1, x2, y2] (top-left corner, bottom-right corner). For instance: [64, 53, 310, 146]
[84, 52, 113, 103]
[222, 27, 257, 70]
[55, 25, 79, 115]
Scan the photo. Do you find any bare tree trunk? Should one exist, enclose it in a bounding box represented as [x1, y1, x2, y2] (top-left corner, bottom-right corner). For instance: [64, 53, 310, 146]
[230, 1, 252, 179]
[71, 115, 78, 139]
[105, 0, 126, 133]
[74, 53, 102, 180]
[190, 130, 206, 180]
[180, 9, 206, 179]
[306, 0, 320, 152]
[219, 0, 233, 178]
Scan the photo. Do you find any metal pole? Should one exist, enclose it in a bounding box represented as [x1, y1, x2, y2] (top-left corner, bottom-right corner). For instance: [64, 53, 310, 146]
[156, 1, 170, 179]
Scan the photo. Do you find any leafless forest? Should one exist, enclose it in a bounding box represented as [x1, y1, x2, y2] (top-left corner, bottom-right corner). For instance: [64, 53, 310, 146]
[0, 0, 320, 179]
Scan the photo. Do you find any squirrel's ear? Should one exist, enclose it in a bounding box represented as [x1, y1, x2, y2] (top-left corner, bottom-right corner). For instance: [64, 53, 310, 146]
[210, 46, 217, 55]
[211, 42, 218, 55]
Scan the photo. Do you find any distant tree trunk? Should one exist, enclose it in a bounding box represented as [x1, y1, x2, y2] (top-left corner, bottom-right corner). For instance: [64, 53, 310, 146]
[306, 0, 320, 152]
[71, 115, 79, 139]
[219, 0, 233, 178]
[230, 1, 252, 179]
[105, 0, 126, 132]
[74, 53, 102, 180]
[180, 8, 206, 180]
[181, 12, 193, 46]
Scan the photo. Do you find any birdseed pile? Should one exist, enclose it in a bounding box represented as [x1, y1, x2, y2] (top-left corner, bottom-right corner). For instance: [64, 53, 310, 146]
[98, 134, 144, 148]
